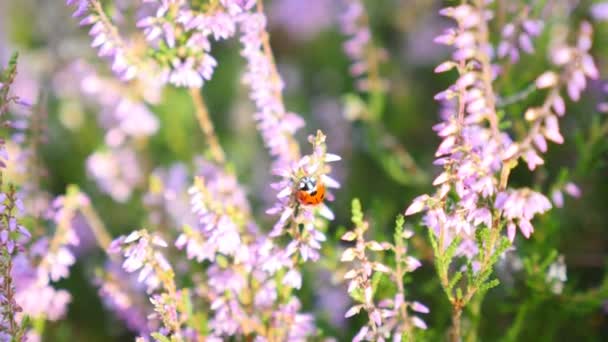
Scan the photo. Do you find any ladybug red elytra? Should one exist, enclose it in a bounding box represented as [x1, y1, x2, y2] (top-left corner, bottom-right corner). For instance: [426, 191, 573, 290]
[296, 176, 326, 206]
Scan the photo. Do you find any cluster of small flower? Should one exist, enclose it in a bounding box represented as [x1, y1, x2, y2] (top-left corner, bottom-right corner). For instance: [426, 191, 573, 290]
[54, 60, 159, 202]
[406, 1, 596, 260]
[339, 0, 386, 92]
[13, 190, 88, 340]
[497, 4, 544, 62]
[67, 0, 257, 88]
[342, 201, 428, 341]
[408, 3, 516, 256]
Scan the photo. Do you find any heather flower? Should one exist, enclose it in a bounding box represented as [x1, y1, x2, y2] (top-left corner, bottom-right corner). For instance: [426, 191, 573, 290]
[178, 162, 251, 261]
[551, 182, 581, 208]
[12, 188, 87, 332]
[36, 191, 86, 284]
[95, 262, 154, 334]
[136, 0, 222, 88]
[67, 0, 248, 87]
[270, 0, 335, 41]
[235, 7, 341, 278]
[86, 147, 144, 203]
[407, 1, 593, 251]
[339, 0, 386, 92]
[270, 298, 316, 341]
[507, 22, 599, 171]
[109, 230, 170, 293]
[0, 186, 30, 340]
[591, 2, 608, 21]
[550, 22, 599, 101]
[495, 189, 552, 241]
[54, 60, 160, 143]
[267, 131, 340, 262]
[237, 11, 304, 167]
[401, 1, 601, 339]
[67, 0, 143, 81]
[343, 201, 427, 341]
[165, 156, 317, 340]
[497, 6, 544, 62]
[143, 163, 197, 229]
[202, 237, 314, 339]
[109, 229, 191, 339]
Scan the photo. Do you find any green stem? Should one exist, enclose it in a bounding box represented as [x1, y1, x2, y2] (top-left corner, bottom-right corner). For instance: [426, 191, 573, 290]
[465, 292, 486, 342]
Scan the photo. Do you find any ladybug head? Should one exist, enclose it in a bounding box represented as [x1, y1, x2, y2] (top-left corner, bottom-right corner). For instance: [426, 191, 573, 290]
[298, 176, 317, 193]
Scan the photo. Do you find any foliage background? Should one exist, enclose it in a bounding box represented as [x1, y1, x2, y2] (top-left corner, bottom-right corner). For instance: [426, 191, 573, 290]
[1, 0, 607, 341]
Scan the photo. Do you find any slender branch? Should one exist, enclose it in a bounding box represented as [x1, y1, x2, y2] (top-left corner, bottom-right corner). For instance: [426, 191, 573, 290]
[255, 0, 301, 160]
[80, 202, 113, 251]
[189, 88, 226, 164]
[256, 0, 284, 105]
[474, 0, 500, 138]
[449, 1, 505, 339]
[451, 306, 462, 342]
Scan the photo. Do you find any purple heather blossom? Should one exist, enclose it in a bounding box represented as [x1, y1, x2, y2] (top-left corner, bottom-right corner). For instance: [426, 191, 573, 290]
[269, 298, 315, 341]
[54, 60, 160, 143]
[236, 7, 340, 272]
[175, 159, 317, 339]
[495, 189, 551, 241]
[238, 11, 305, 167]
[267, 131, 340, 262]
[221, 0, 256, 15]
[591, 2, 608, 21]
[86, 147, 143, 203]
[137, 0, 220, 88]
[14, 278, 72, 322]
[109, 230, 170, 293]
[404, 1, 596, 256]
[339, 0, 387, 92]
[497, 7, 544, 62]
[95, 262, 155, 334]
[143, 163, 198, 229]
[202, 236, 314, 339]
[67, 0, 140, 81]
[550, 22, 599, 101]
[270, 0, 335, 41]
[551, 182, 582, 208]
[12, 191, 87, 326]
[67, 0, 246, 87]
[511, 22, 599, 172]
[0, 191, 31, 338]
[406, 97, 510, 250]
[342, 206, 428, 340]
[178, 162, 251, 262]
[36, 193, 86, 283]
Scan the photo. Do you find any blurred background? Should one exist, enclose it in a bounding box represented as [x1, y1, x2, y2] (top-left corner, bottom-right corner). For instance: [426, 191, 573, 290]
[1, 0, 607, 340]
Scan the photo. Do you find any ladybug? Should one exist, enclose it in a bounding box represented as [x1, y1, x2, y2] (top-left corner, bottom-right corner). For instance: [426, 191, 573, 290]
[296, 176, 326, 206]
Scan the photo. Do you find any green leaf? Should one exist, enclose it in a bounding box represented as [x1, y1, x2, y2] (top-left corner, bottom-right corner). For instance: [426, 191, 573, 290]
[351, 198, 364, 226]
[216, 254, 229, 268]
[479, 279, 500, 296]
[349, 287, 365, 303]
[427, 226, 438, 253]
[448, 271, 463, 292]
[151, 333, 171, 342]
[539, 250, 558, 270]
[445, 235, 462, 262]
